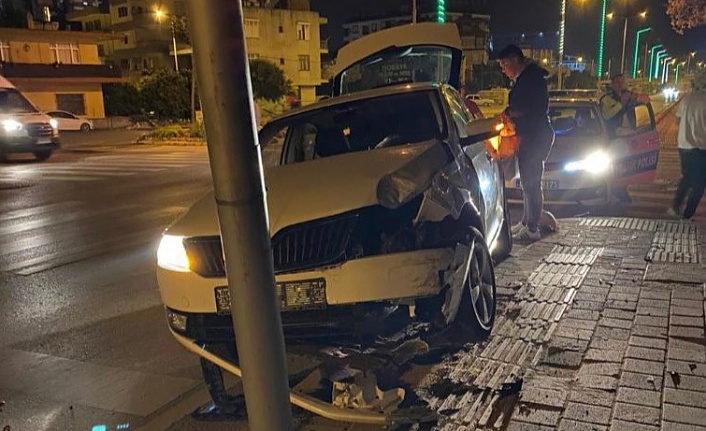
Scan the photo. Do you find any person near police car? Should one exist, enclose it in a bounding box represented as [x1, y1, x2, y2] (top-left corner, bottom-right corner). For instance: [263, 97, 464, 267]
[668, 71, 706, 220]
[497, 44, 555, 242]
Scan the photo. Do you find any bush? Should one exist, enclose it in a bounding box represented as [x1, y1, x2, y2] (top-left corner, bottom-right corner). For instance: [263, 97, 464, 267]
[139, 69, 191, 121]
[150, 125, 188, 139]
[103, 83, 141, 116]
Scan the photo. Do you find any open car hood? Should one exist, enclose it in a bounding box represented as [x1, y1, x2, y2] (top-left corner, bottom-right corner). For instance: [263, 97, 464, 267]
[167, 141, 451, 238]
[331, 22, 463, 96]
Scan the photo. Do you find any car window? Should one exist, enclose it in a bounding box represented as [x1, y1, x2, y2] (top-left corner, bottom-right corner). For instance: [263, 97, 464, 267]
[54, 111, 74, 119]
[548, 106, 603, 137]
[0, 89, 38, 114]
[258, 90, 444, 166]
[613, 104, 655, 138]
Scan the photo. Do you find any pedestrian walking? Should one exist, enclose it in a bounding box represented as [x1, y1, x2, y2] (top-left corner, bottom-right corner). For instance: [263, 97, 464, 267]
[497, 45, 555, 241]
[668, 72, 706, 220]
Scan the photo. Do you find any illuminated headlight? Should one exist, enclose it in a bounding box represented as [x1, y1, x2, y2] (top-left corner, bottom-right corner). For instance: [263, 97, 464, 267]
[167, 310, 188, 331]
[663, 88, 675, 98]
[2, 119, 23, 132]
[564, 151, 612, 174]
[157, 234, 191, 272]
[49, 119, 58, 129]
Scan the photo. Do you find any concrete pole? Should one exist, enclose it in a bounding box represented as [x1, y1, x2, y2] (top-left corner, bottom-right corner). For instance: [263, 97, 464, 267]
[184, 1, 292, 430]
[620, 17, 628, 74]
[412, 0, 417, 23]
[171, 18, 179, 72]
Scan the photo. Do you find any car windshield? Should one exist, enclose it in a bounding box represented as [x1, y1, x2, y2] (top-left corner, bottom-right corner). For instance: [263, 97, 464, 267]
[259, 90, 444, 168]
[0, 88, 38, 114]
[548, 106, 602, 138]
[338, 46, 455, 95]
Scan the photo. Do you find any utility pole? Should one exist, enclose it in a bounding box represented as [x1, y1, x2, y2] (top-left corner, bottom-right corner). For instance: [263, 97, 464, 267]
[620, 16, 628, 74]
[185, 1, 293, 430]
[412, 0, 417, 23]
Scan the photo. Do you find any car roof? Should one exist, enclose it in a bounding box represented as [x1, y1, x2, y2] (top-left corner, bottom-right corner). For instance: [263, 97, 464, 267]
[272, 82, 443, 122]
[549, 99, 598, 107]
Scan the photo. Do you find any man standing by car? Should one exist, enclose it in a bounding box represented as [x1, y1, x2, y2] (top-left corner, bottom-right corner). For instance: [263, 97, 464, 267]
[498, 44, 554, 241]
[668, 72, 706, 220]
[600, 74, 650, 136]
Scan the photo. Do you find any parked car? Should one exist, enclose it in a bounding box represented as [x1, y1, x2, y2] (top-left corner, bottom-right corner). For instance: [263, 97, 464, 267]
[0, 76, 59, 162]
[156, 23, 512, 414]
[466, 93, 494, 106]
[505, 96, 660, 206]
[45, 110, 93, 131]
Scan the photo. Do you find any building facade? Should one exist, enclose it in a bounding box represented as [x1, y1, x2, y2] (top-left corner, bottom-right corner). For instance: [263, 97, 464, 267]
[68, 0, 327, 105]
[0, 27, 123, 118]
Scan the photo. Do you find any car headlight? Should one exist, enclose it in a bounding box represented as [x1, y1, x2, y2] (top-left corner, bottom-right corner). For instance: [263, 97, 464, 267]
[2, 119, 23, 132]
[564, 151, 611, 174]
[157, 235, 191, 272]
[49, 119, 58, 129]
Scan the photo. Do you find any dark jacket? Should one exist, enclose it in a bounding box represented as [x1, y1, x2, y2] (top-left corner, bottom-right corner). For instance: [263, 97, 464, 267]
[507, 62, 552, 136]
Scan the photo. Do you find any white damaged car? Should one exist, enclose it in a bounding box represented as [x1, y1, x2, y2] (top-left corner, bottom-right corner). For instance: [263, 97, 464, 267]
[156, 23, 512, 415]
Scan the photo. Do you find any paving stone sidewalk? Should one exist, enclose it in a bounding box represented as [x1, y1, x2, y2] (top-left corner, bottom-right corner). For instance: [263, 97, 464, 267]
[415, 216, 706, 431]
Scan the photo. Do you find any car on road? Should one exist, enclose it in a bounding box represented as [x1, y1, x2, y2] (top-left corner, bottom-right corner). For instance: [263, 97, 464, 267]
[0, 76, 59, 162]
[505, 96, 660, 206]
[465, 93, 494, 106]
[156, 23, 512, 414]
[45, 110, 93, 132]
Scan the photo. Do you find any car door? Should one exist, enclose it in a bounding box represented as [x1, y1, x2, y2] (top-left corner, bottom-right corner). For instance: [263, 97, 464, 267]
[330, 22, 463, 96]
[608, 102, 661, 186]
[443, 86, 504, 241]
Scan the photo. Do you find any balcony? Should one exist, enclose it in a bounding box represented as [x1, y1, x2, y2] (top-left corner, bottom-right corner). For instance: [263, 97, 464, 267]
[0, 62, 124, 82]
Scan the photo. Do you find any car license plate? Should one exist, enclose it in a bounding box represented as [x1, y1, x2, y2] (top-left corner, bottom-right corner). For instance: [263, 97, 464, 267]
[214, 278, 327, 315]
[513, 179, 560, 189]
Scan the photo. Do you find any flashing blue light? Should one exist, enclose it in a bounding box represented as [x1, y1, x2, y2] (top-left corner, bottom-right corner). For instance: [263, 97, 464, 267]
[92, 426, 107, 431]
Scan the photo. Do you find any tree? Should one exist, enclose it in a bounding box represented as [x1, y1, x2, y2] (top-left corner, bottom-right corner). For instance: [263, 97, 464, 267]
[171, 15, 190, 45]
[139, 68, 191, 120]
[467, 63, 508, 92]
[103, 83, 141, 116]
[249, 59, 292, 102]
[0, 0, 27, 28]
[564, 71, 598, 90]
[666, 0, 706, 33]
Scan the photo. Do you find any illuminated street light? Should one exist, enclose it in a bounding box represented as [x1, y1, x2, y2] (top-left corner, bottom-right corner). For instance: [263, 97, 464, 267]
[154, 7, 179, 71]
[632, 27, 651, 79]
[662, 56, 673, 83]
[578, 56, 584, 62]
[648, 44, 663, 81]
[654, 50, 667, 80]
[597, 0, 609, 77]
[687, 51, 696, 74]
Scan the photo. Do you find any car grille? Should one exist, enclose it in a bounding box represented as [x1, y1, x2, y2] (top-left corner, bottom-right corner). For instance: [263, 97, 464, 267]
[183, 213, 359, 278]
[26, 122, 53, 137]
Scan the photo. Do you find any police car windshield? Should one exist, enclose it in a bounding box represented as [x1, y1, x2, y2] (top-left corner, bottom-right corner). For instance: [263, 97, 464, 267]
[0, 89, 38, 114]
[549, 106, 602, 138]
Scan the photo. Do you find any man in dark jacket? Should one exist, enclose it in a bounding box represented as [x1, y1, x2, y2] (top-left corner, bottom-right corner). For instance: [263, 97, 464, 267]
[498, 44, 555, 241]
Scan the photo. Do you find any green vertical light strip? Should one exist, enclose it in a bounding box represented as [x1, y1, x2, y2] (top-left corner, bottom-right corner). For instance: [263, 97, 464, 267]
[655, 51, 667, 80]
[597, 0, 608, 77]
[648, 44, 663, 82]
[437, 0, 445, 23]
[632, 27, 651, 79]
[559, 0, 566, 63]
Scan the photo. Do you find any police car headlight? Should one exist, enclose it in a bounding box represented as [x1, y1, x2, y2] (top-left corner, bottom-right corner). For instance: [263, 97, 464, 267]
[157, 235, 191, 272]
[564, 151, 611, 174]
[2, 119, 23, 132]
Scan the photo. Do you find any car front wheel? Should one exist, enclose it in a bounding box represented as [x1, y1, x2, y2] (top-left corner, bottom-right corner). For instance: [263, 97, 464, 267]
[80, 123, 91, 132]
[456, 227, 496, 339]
[34, 150, 53, 161]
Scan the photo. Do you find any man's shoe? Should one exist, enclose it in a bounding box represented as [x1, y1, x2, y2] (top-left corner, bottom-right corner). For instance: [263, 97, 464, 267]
[513, 225, 541, 242]
[511, 222, 525, 235]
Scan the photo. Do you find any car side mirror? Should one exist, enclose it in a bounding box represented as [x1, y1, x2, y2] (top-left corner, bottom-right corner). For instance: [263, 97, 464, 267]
[462, 117, 501, 147]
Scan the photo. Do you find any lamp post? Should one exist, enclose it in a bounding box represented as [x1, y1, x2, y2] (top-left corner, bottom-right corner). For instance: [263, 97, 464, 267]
[648, 44, 663, 81]
[607, 8, 647, 75]
[675, 62, 684, 85]
[687, 51, 696, 74]
[155, 8, 179, 72]
[632, 27, 651, 78]
[662, 57, 672, 84]
[654, 50, 667, 80]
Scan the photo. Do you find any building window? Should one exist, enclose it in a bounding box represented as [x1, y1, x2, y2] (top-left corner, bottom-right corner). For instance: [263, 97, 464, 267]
[298, 54, 310, 71]
[297, 22, 310, 41]
[50, 43, 80, 64]
[117, 6, 128, 17]
[85, 21, 94, 31]
[371, 23, 377, 31]
[0, 40, 10, 62]
[245, 19, 259, 38]
[119, 59, 129, 70]
[123, 34, 129, 44]
[280, 58, 285, 65]
[97, 45, 105, 56]
[352, 25, 359, 33]
[278, 25, 283, 33]
[94, 19, 102, 30]
[56, 94, 86, 115]
[248, 53, 260, 60]
[362, 25, 369, 35]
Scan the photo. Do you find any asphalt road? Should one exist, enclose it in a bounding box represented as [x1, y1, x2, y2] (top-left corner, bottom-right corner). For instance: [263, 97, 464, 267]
[0, 100, 686, 431]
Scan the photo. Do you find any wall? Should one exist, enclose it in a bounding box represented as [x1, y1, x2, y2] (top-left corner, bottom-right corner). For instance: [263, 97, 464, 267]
[21, 82, 106, 118]
[7, 41, 100, 65]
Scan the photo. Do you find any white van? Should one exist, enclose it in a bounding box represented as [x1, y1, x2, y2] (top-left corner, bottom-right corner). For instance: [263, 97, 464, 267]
[0, 76, 59, 161]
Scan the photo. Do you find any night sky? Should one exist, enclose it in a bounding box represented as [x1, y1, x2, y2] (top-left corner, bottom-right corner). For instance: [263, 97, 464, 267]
[312, 0, 706, 65]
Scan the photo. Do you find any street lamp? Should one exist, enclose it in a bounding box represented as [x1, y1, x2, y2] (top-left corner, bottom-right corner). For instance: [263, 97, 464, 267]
[632, 27, 651, 79]
[662, 57, 673, 84]
[654, 50, 667, 80]
[687, 51, 696, 74]
[648, 44, 663, 81]
[675, 62, 684, 85]
[608, 9, 648, 75]
[154, 8, 179, 72]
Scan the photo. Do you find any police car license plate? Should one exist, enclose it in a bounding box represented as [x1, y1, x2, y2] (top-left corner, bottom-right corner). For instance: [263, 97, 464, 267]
[514, 179, 560, 189]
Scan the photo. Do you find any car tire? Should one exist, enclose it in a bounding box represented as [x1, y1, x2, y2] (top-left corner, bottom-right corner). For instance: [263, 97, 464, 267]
[494, 195, 513, 261]
[455, 227, 497, 339]
[80, 123, 91, 132]
[34, 150, 52, 161]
